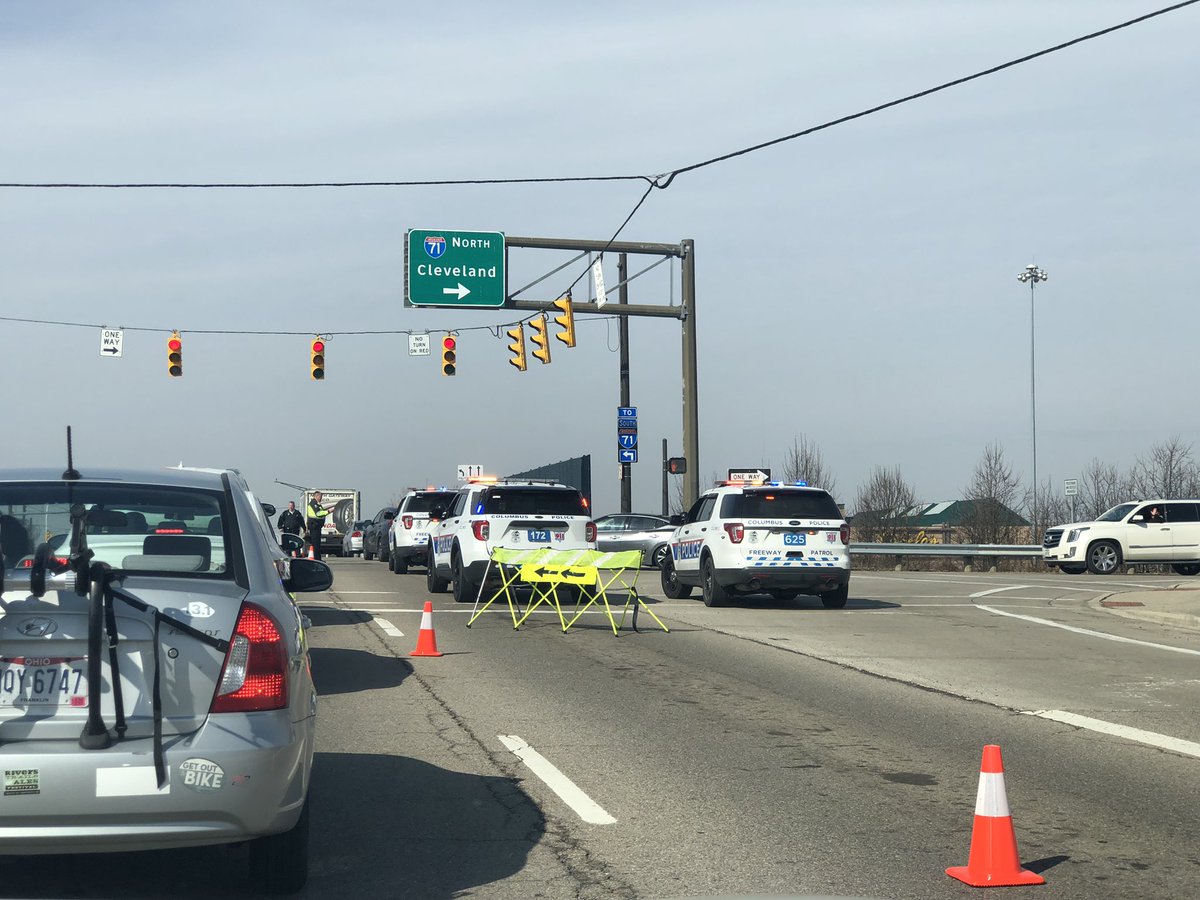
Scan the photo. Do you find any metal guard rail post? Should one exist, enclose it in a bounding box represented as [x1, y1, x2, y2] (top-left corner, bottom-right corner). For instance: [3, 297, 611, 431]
[849, 542, 1042, 572]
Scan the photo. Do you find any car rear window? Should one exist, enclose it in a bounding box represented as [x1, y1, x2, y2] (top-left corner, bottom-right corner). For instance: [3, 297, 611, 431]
[0, 482, 231, 578]
[719, 489, 841, 520]
[478, 488, 587, 516]
[404, 492, 458, 513]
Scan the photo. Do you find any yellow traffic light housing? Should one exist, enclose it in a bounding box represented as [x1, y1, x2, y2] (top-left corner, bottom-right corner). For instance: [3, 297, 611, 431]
[529, 315, 551, 365]
[552, 295, 576, 347]
[506, 324, 527, 372]
[310, 337, 326, 380]
[167, 331, 183, 377]
[441, 334, 457, 376]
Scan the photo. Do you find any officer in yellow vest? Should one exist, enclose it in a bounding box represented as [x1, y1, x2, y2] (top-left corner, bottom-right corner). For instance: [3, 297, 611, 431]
[306, 492, 335, 560]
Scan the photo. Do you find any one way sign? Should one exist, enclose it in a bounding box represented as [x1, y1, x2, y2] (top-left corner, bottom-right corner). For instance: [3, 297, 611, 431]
[99, 328, 123, 358]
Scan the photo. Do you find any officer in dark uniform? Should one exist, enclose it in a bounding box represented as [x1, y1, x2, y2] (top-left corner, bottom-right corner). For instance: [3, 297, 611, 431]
[306, 492, 335, 560]
[277, 501, 305, 537]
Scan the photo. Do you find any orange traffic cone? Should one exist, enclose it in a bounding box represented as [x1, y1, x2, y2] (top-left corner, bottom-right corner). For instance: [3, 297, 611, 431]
[947, 745, 1046, 887]
[411, 601, 443, 657]
[307, 543, 315, 560]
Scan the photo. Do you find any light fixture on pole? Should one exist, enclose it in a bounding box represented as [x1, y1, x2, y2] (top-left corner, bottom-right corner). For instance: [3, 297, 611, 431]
[1017, 263, 1048, 540]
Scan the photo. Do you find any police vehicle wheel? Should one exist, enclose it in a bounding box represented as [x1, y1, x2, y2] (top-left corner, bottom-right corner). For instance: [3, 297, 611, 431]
[427, 548, 448, 593]
[393, 554, 409, 574]
[452, 552, 478, 604]
[660, 559, 692, 599]
[1172, 562, 1200, 576]
[821, 584, 849, 609]
[700, 556, 731, 608]
[247, 797, 309, 894]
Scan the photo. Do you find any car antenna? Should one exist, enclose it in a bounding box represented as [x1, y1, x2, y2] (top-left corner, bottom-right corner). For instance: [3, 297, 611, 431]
[62, 425, 81, 480]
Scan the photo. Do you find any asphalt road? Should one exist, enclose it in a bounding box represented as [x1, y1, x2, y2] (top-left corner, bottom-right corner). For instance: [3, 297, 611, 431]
[4, 561, 1197, 898]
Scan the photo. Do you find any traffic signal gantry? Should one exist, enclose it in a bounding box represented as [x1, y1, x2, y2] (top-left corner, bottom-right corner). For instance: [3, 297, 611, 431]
[528, 314, 551, 365]
[441, 333, 457, 376]
[310, 337, 326, 380]
[552, 295, 576, 347]
[167, 331, 183, 377]
[506, 324, 527, 371]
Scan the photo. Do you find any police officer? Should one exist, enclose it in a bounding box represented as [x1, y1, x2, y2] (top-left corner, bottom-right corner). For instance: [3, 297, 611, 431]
[277, 501, 305, 537]
[306, 492, 335, 560]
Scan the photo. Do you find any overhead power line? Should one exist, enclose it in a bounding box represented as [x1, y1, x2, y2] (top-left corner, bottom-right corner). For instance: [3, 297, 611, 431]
[1, 1, 1193, 192]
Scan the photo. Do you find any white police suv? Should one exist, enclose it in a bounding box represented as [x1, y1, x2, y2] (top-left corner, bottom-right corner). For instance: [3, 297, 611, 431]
[426, 479, 596, 603]
[388, 488, 458, 574]
[660, 481, 850, 607]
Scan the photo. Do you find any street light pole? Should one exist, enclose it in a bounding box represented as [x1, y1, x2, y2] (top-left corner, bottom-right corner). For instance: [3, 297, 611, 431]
[1017, 263, 1048, 540]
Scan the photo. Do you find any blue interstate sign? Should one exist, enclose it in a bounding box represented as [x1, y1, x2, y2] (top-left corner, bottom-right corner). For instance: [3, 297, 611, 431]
[617, 417, 638, 429]
[618, 433, 638, 449]
[618, 448, 638, 464]
[617, 406, 637, 418]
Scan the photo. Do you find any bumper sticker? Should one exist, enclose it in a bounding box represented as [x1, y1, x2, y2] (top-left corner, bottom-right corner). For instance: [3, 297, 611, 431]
[4, 768, 39, 796]
[179, 758, 225, 792]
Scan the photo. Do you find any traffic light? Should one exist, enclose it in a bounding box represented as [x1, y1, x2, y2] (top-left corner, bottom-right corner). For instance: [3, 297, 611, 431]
[506, 324, 527, 372]
[529, 315, 551, 365]
[166, 331, 183, 377]
[552, 295, 576, 348]
[441, 334, 457, 376]
[310, 337, 326, 380]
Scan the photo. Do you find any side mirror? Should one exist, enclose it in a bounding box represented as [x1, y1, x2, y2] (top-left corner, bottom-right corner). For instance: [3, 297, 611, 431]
[669, 514, 685, 526]
[1130, 514, 1145, 523]
[279, 533, 305, 555]
[284, 557, 333, 593]
[261, 502, 277, 517]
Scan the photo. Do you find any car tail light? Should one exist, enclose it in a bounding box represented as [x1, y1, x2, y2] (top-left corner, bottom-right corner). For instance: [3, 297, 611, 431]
[585, 521, 597, 542]
[471, 521, 490, 541]
[351, 530, 362, 538]
[839, 524, 850, 545]
[211, 603, 288, 713]
[402, 516, 414, 530]
[724, 523, 745, 543]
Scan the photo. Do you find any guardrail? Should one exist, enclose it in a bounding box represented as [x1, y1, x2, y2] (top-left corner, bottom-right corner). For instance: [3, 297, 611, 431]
[849, 542, 1042, 571]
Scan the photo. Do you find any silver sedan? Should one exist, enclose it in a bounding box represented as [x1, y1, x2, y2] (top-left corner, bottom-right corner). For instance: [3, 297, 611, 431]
[593, 513, 676, 568]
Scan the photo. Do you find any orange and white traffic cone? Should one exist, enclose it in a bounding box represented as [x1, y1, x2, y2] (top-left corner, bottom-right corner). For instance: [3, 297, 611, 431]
[411, 601, 443, 657]
[307, 543, 316, 560]
[947, 745, 1046, 887]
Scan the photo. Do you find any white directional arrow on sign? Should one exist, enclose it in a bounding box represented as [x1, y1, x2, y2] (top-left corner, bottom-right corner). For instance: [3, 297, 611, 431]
[442, 283, 471, 300]
[728, 468, 771, 482]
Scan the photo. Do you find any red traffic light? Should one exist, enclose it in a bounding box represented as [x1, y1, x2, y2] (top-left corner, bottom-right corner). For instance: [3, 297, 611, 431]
[311, 340, 325, 353]
[167, 337, 182, 352]
[442, 336, 456, 351]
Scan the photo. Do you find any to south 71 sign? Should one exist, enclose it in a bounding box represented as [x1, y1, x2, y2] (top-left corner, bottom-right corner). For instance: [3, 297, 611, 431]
[405, 228, 506, 308]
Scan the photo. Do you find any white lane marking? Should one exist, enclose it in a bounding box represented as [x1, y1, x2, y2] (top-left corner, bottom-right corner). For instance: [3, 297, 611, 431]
[336, 591, 403, 594]
[858, 573, 1165, 591]
[969, 585, 1030, 599]
[498, 735, 616, 825]
[371, 616, 404, 638]
[977, 605, 1200, 657]
[301, 606, 665, 615]
[1025, 710, 1200, 759]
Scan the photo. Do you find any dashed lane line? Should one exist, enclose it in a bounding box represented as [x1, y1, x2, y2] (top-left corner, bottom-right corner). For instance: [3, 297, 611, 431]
[498, 734, 616, 825]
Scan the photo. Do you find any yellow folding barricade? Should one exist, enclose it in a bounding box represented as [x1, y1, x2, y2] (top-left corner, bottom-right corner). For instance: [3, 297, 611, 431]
[467, 547, 668, 634]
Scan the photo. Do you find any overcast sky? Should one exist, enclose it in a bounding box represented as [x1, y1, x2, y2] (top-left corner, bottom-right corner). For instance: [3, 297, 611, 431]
[2, 1, 1196, 517]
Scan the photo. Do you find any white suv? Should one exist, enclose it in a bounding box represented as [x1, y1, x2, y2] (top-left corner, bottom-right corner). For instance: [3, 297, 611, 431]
[660, 482, 850, 607]
[426, 479, 596, 603]
[388, 489, 458, 574]
[1043, 499, 1200, 576]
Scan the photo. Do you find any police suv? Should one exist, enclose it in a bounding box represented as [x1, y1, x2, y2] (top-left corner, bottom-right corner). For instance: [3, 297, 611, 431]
[388, 488, 458, 574]
[660, 481, 850, 608]
[426, 479, 596, 603]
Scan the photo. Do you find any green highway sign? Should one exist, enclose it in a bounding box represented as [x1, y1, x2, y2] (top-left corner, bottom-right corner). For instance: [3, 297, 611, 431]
[405, 228, 506, 308]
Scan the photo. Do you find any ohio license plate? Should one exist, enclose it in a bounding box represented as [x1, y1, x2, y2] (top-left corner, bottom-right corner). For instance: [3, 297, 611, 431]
[527, 529, 551, 543]
[0, 657, 88, 708]
[783, 533, 807, 546]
